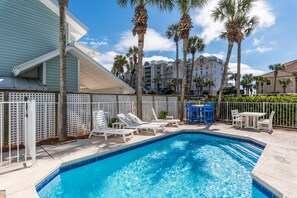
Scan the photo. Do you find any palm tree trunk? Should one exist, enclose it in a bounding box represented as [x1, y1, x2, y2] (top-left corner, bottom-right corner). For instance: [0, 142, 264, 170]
[180, 38, 188, 121]
[188, 53, 195, 100]
[261, 84, 264, 94]
[137, 33, 144, 119]
[176, 41, 179, 80]
[58, 0, 68, 142]
[216, 41, 234, 120]
[236, 42, 241, 96]
[274, 72, 277, 94]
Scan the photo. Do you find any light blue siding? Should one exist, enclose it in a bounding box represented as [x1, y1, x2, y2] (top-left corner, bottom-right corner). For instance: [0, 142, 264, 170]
[46, 53, 78, 92]
[0, 0, 68, 76]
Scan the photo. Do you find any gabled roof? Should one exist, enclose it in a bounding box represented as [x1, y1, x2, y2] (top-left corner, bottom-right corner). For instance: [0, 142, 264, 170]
[12, 44, 135, 94]
[262, 70, 292, 78]
[40, 0, 88, 41]
[261, 59, 297, 78]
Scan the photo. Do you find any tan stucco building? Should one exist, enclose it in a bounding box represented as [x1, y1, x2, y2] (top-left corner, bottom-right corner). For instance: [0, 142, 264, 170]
[261, 59, 297, 94]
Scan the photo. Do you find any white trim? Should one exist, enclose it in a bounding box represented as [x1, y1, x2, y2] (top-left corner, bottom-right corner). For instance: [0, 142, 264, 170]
[42, 62, 46, 85]
[12, 45, 135, 94]
[39, 0, 88, 41]
[77, 59, 80, 92]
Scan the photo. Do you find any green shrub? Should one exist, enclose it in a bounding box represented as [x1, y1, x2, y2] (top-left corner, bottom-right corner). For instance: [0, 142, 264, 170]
[208, 95, 297, 103]
[108, 117, 118, 127]
[158, 111, 168, 119]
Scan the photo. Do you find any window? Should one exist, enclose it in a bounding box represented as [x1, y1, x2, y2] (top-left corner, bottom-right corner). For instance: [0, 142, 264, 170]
[201, 71, 203, 75]
[200, 59, 204, 64]
[267, 80, 271, 85]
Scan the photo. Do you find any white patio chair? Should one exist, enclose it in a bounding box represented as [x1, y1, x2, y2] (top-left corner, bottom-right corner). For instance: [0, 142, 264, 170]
[88, 110, 135, 142]
[231, 109, 245, 128]
[128, 112, 168, 126]
[117, 113, 165, 135]
[257, 111, 275, 133]
[152, 107, 180, 127]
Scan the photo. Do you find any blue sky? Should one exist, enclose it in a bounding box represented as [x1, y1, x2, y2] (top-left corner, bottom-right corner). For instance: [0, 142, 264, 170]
[68, 0, 297, 75]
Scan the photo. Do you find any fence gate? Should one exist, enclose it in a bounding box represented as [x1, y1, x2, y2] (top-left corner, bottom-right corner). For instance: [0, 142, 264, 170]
[0, 100, 36, 173]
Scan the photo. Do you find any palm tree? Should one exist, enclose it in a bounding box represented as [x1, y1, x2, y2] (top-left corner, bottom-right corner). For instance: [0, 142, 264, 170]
[153, 75, 163, 92]
[212, 0, 243, 119]
[292, 71, 297, 93]
[126, 46, 138, 88]
[254, 76, 269, 94]
[229, 72, 238, 86]
[241, 74, 253, 95]
[112, 55, 127, 79]
[268, 63, 285, 94]
[187, 36, 205, 98]
[171, 78, 178, 93]
[235, 0, 259, 96]
[58, 0, 69, 142]
[279, 78, 291, 93]
[206, 80, 215, 95]
[193, 76, 205, 95]
[175, 0, 208, 121]
[166, 24, 180, 81]
[118, 0, 174, 119]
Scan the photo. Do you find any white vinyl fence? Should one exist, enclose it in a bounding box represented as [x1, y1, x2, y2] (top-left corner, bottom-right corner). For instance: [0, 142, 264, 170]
[219, 102, 297, 128]
[0, 92, 178, 144]
[0, 100, 36, 172]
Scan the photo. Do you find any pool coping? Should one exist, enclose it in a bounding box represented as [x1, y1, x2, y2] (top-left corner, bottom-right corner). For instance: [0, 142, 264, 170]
[35, 129, 282, 198]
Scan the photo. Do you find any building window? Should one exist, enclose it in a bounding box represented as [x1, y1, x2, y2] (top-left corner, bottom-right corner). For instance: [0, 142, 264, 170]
[201, 71, 203, 75]
[267, 80, 271, 85]
[200, 59, 204, 64]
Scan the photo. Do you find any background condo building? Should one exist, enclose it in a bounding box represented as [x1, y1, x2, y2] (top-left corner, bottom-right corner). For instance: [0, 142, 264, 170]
[141, 55, 224, 95]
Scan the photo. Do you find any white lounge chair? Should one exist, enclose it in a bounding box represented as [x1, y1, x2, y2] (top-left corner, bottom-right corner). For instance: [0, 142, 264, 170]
[257, 111, 275, 133]
[88, 111, 135, 142]
[152, 108, 180, 127]
[117, 113, 165, 135]
[231, 109, 245, 128]
[128, 112, 168, 126]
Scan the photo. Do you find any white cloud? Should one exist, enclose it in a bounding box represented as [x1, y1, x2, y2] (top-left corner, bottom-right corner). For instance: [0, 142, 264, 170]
[143, 56, 174, 63]
[93, 51, 120, 71]
[115, 28, 175, 52]
[228, 63, 265, 76]
[244, 46, 273, 54]
[192, 0, 275, 44]
[202, 52, 225, 60]
[79, 37, 108, 49]
[253, 36, 264, 46]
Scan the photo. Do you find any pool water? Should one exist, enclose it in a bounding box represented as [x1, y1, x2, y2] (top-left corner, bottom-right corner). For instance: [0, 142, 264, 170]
[38, 134, 270, 198]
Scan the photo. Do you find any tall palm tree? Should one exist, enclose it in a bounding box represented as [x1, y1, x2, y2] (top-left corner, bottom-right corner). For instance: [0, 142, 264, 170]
[279, 78, 291, 93]
[175, 0, 208, 121]
[268, 63, 285, 94]
[166, 24, 180, 81]
[206, 80, 215, 95]
[193, 76, 205, 95]
[254, 76, 269, 94]
[153, 75, 163, 92]
[171, 78, 178, 93]
[118, 0, 174, 119]
[229, 72, 238, 86]
[126, 46, 138, 88]
[259, 76, 269, 94]
[235, 0, 259, 96]
[212, 0, 243, 119]
[188, 35, 205, 98]
[58, 0, 69, 141]
[112, 55, 127, 78]
[253, 76, 260, 94]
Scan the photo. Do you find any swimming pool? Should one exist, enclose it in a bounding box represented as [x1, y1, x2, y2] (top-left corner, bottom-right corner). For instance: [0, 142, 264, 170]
[37, 133, 276, 198]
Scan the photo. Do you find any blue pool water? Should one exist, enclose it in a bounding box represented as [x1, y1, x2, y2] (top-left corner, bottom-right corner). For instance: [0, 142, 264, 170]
[38, 133, 272, 198]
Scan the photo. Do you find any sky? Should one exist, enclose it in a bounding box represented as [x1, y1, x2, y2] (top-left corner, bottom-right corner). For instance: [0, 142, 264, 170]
[68, 0, 297, 76]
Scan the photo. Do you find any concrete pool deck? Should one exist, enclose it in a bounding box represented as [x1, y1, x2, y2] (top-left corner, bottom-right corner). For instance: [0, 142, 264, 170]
[0, 123, 297, 198]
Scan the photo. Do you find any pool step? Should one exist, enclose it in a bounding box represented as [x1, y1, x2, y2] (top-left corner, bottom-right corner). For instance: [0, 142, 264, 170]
[228, 143, 261, 162]
[220, 145, 257, 167]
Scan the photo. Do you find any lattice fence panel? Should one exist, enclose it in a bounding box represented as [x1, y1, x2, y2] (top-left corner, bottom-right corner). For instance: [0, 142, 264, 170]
[67, 94, 91, 135]
[118, 95, 136, 115]
[0, 93, 3, 146]
[168, 97, 178, 118]
[92, 95, 117, 123]
[154, 96, 167, 117]
[9, 93, 55, 143]
[142, 96, 153, 121]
